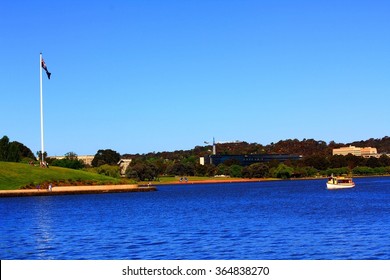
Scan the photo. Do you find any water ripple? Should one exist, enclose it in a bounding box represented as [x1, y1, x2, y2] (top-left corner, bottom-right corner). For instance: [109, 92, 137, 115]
[1, 177, 390, 259]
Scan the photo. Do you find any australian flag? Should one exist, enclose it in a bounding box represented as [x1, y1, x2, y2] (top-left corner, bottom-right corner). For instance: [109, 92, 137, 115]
[41, 58, 51, 79]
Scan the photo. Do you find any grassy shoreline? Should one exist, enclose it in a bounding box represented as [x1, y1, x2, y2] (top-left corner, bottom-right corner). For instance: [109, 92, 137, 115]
[2, 162, 389, 191]
[0, 162, 122, 190]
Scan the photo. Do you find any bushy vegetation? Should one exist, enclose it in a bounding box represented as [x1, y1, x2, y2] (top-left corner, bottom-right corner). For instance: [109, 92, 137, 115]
[92, 149, 121, 167]
[49, 152, 85, 169]
[3, 134, 390, 183]
[123, 136, 390, 160]
[0, 136, 35, 162]
[123, 137, 390, 181]
[123, 154, 390, 181]
[88, 164, 121, 178]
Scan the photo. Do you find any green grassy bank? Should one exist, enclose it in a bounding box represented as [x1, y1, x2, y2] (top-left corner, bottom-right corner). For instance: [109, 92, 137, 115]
[0, 162, 121, 190]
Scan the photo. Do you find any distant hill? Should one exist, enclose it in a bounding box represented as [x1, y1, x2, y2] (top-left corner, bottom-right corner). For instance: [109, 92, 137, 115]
[0, 162, 120, 190]
[123, 136, 390, 159]
[348, 136, 390, 153]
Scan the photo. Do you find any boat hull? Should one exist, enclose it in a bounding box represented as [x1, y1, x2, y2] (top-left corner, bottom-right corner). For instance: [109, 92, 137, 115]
[326, 182, 355, 190]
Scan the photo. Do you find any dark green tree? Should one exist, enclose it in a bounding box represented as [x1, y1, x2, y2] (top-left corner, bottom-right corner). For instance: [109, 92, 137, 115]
[12, 141, 35, 160]
[353, 166, 374, 176]
[326, 167, 351, 176]
[379, 154, 390, 167]
[272, 163, 294, 179]
[0, 136, 10, 161]
[366, 157, 381, 168]
[146, 158, 167, 176]
[329, 155, 348, 168]
[345, 154, 365, 169]
[0, 136, 36, 162]
[303, 155, 330, 170]
[292, 166, 317, 178]
[51, 152, 85, 169]
[7, 142, 20, 162]
[194, 163, 217, 177]
[194, 163, 208, 177]
[244, 163, 269, 178]
[215, 164, 228, 176]
[96, 164, 121, 178]
[126, 162, 158, 181]
[92, 149, 121, 167]
[166, 162, 194, 176]
[229, 164, 242, 177]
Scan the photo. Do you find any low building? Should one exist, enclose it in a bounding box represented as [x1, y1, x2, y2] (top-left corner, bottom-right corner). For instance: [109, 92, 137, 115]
[78, 155, 95, 165]
[332, 146, 362, 156]
[361, 147, 378, 158]
[48, 155, 94, 165]
[333, 146, 379, 158]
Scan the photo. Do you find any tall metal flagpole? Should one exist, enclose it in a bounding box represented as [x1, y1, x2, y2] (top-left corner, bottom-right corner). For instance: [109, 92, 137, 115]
[39, 53, 45, 164]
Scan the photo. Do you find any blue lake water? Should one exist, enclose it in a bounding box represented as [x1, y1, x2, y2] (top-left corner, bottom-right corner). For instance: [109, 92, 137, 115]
[1, 177, 390, 260]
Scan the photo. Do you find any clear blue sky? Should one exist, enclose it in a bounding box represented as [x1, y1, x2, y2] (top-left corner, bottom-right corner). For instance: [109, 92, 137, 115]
[1, 0, 389, 156]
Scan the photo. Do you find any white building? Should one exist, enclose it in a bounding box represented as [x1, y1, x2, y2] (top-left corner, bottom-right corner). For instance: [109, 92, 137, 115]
[48, 155, 95, 165]
[333, 146, 379, 158]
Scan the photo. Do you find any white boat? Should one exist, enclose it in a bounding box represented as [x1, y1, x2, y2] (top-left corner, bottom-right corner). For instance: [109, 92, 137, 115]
[326, 174, 355, 190]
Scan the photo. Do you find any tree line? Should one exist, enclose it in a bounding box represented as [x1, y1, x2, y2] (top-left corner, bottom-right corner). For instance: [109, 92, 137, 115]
[0, 136, 35, 162]
[123, 153, 390, 181]
[2, 135, 390, 181]
[122, 136, 390, 180]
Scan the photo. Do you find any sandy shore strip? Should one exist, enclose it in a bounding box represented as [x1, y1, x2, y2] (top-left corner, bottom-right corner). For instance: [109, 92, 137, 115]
[0, 184, 156, 197]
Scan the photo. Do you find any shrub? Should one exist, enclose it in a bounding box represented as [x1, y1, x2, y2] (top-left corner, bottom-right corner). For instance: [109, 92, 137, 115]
[353, 166, 374, 175]
[272, 163, 294, 179]
[229, 165, 242, 178]
[96, 164, 121, 178]
[325, 167, 350, 176]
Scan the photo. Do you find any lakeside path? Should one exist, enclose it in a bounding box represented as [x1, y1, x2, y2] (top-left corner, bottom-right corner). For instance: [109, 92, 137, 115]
[0, 184, 156, 198]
